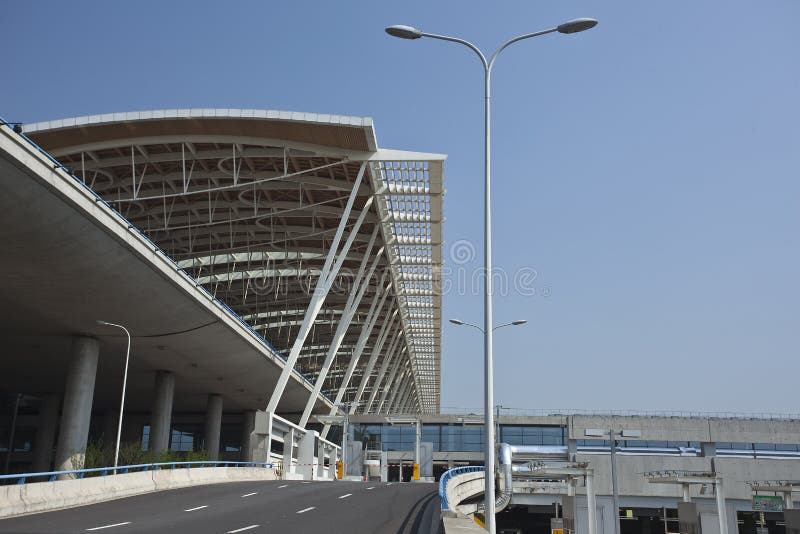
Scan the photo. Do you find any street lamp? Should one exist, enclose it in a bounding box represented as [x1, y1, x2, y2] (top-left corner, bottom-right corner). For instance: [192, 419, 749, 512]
[389, 19, 597, 533]
[449, 318, 527, 333]
[96, 320, 131, 473]
[586, 428, 642, 534]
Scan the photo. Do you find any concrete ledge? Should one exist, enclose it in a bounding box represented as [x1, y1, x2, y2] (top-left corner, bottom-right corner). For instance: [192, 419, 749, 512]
[445, 471, 485, 515]
[0, 466, 276, 519]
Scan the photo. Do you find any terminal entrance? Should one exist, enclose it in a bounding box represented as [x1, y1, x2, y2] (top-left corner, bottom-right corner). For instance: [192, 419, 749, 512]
[737, 510, 786, 533]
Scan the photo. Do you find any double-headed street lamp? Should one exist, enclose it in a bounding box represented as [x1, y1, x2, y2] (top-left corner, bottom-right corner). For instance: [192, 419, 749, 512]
[388, 18, 597, 533]
[586, 428, 642, 534]
[96, 320, 131, 473]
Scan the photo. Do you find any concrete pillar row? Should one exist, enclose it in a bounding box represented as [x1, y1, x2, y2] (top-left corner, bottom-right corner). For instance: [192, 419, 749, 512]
[204, 394, 223, 460]
[32, 394, 61, 472]
[149, 371, 175, 452]
[54, 336, 100, 473]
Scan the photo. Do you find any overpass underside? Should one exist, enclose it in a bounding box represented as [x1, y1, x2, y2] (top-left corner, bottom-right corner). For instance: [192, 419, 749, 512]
[0, 110, 443, 474]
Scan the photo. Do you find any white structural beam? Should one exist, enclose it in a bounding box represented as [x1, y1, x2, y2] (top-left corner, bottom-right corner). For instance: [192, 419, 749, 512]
[298, 226, 383, 427]
[392, 376, 412, 414]
[266, 162, 369, 413]
[319, 275, 391, 439]
[360, 329, 402, 413]
[372, 345, 405, 413]
[348, 308, 398, 414]
[390, 367, 412, 413]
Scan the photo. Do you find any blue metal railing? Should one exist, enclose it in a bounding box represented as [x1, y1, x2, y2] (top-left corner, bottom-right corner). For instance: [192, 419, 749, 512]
[0, 117, 329, 399]
[0, 461, 273, 485]
[438, 466, 484, 511]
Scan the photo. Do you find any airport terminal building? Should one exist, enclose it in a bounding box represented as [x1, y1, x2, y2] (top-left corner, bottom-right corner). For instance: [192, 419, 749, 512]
[0, 110, 443, 473]
[1, 113, 798, 533]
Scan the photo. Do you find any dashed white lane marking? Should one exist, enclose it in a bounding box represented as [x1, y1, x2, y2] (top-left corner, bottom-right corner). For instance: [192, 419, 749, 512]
[367, 486, 375, 490]
[278, 484, 288, 488]
[227, 525, 259, 533]
[241, 492, 257, 497]
[386, 482, 393, 486]
[86, 523, 131, 531]
[296, 506, 316, 514]
[301, 481, 310, 484]
[338, 493, 352, 499]
[184, 505, 208, 512]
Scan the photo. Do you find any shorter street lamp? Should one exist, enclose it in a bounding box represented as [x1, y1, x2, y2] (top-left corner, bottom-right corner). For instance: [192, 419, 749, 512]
[449, 319, 527, 333]
[448, 317, 526, 507]
[96, 320, 131, 473]
[585, 428, 642, 534]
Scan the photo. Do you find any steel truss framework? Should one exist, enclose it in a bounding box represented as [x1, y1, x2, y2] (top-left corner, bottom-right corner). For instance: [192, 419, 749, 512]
[26, 109, 443, 414]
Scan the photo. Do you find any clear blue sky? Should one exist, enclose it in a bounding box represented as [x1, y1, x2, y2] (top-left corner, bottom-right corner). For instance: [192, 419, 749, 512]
[2, 1, 798, 414]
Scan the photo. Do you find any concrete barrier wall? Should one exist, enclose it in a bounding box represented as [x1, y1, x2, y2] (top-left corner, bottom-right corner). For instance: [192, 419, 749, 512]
[0, 467, 277, 519]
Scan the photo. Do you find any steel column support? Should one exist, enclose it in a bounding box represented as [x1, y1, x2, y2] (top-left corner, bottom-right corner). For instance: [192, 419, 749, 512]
[298, 230, 383, 427]
[396, 377, 414, 413]
[375, 348, 406, 412]
[320, 276, 391, 439]
[331, 275, 391, 407]
[266, 163, 369, 413]
[384, 372, 405, 414]
[363, 328, 403, 412]
[389, 372, 411, 413]
[350, 309, 398, 411]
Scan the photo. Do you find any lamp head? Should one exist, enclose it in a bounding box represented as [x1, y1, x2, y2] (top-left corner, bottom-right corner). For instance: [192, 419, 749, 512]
[557, 18, 598, 34]
[449, 319, 465, 325]
[511, 320, 528, 326]
[386, 25, 423, 39]
[96, 320, 110, 326]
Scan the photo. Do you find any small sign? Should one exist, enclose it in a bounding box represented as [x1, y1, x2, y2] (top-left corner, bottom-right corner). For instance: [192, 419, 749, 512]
[552, 530, 564, 534]
[753, 495, 784, 512]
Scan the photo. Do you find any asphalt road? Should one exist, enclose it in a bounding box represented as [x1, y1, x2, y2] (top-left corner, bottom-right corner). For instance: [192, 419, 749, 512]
[0, 480, 439, 534]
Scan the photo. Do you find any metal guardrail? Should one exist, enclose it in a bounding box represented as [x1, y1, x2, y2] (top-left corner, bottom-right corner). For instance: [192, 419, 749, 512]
[0, 461, 273, 485]
[0, 117, 330, 399]
[439, 406, 800, 421]
[439, 466, 484, 511]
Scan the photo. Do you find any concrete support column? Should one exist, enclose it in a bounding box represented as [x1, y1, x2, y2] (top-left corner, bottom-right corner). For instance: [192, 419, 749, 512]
[283, 429, 295, 479]
[586, 471, 597, 534]
[241, 410, 256, 462]
[204, 394, 223, 460]
[54, 337, 99, 473]
[316, 442, 327, 479]
[785, 491, 794, 509]
[32, 394, 60, 472]
[149, 371, 175, 452]
[298, 430, 318, 480]
[682, 484, 691, 502]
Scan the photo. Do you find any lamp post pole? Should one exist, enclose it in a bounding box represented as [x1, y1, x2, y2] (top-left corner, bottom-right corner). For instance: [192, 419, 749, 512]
[389, 19, 597, 533]
[609, 429, 622, 534]
[96, 321, 131, 473]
